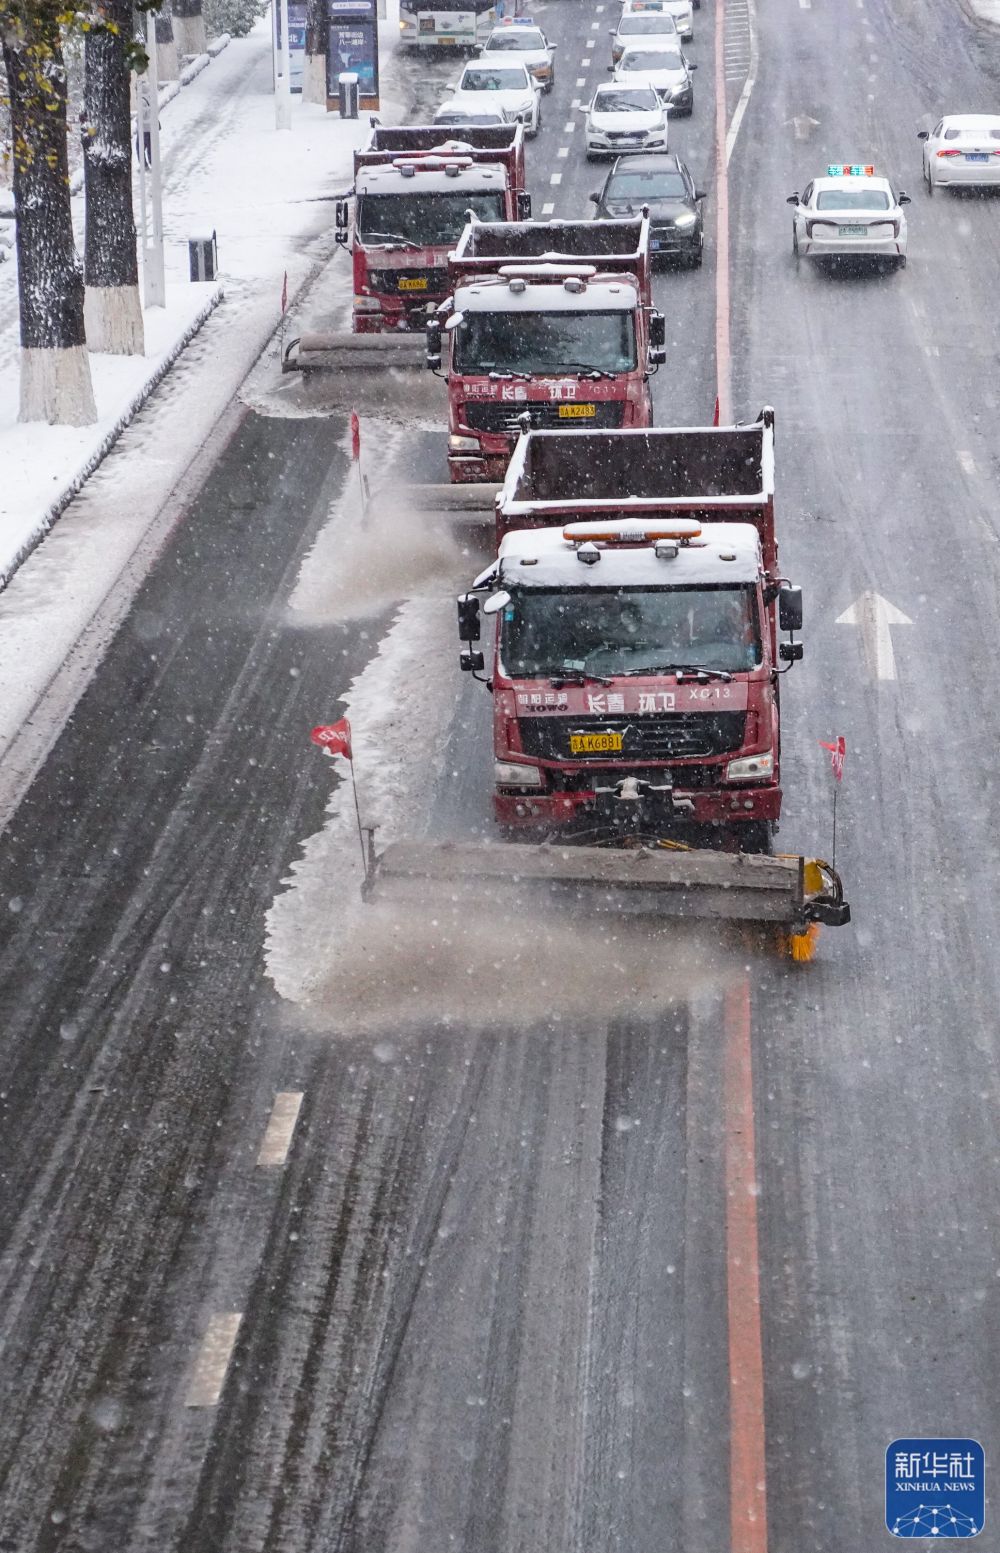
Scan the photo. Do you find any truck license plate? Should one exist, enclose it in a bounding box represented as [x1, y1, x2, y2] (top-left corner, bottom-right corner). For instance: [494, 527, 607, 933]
[570, 731, 623, 754]
[558, 403, 596, 418]
[398, 276, 428, 291]
[838, 225, 868, 236]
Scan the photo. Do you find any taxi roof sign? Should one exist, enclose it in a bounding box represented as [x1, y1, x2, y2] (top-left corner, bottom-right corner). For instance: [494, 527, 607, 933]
[827, 163, 876, 177]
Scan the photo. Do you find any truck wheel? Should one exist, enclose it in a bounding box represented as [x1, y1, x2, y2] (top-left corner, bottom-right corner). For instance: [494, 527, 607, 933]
[736, 821, 774, 855]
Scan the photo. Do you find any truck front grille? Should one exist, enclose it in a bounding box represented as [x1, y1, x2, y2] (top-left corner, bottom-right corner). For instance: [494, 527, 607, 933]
[518, 712, 747, 763]
[463, 401, 626, 434]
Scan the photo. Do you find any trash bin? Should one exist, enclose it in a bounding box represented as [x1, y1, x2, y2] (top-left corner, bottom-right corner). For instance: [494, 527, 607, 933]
[188, 231, 218, 281]
[338, 71, 359, 120]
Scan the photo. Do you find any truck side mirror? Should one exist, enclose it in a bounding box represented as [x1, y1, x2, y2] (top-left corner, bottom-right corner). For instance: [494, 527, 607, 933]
[649, 310, 666, 349]
[335, 199, 349, 246]
[779, 641, 803, 663]
[778, 584, 803, 633]
[457, 592, 481, 642]
[517, 190, 532, 220]
[426, 316, 443, 371]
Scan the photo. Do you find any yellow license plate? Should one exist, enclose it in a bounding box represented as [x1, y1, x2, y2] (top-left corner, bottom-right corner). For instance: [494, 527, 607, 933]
[399, 277, 428, 291]
[570, 731, 623, 755]
[558, 403, 596, 419]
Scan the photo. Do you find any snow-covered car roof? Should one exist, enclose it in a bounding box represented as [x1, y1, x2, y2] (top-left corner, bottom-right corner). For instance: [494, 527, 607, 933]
[497, 521, 762, 588]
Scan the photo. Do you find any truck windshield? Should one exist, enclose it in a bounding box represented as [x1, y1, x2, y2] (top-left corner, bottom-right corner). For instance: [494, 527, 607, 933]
[500, 585, 761, 676]
[455, 310, 637, 374]
[356, 191, 506, 245]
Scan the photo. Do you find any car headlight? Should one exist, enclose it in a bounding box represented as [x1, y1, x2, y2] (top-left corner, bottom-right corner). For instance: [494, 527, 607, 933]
[725, 751, 774, 782]
[495, 760, 544, 788]
[449, 434, 480, 451]
[673, 211, 697, 228]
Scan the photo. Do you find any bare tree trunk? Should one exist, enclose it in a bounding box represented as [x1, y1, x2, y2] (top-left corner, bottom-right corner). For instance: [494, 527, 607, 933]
[1, 19, 97, 424]
[172, 0, 207, 58]
[155, 1, 179, 81]
[303, 0, 327, 106]
[83, 0, 144, 355]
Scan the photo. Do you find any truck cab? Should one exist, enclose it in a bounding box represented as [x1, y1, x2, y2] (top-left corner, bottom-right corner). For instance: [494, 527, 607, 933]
[336, 127, 529, 334]
[462, 519, 801, 850]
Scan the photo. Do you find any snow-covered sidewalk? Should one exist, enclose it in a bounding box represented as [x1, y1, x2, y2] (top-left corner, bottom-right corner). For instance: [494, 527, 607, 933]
[0, 13, 405, 585]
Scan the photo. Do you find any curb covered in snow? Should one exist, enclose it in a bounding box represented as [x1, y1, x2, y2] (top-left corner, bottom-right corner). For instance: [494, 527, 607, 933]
[0, 286, 224, 589]
[957, 0, 1000, 23]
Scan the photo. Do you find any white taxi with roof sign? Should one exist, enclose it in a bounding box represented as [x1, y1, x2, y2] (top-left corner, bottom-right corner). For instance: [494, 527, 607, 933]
[478, 18, 556, 92]
[621, 0, 694, 42]
[786, 165, 910, 270]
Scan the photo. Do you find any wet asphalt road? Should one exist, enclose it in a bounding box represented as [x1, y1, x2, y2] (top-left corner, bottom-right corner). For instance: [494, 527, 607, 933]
[2, 0, 1000, 1547]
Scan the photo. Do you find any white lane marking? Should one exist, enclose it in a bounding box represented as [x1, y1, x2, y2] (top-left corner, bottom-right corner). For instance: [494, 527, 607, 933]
[257, 1091, 304, 1167]
[564, 119, 577, 131]
[542, 200, 555, 214]
[908, 296, 925, 318]
[575, 79, 585, 88]
[958, 450, 977, 477]
[590, 18, 600, 27]
[726, 0, 759, 165]
[186, 1313, 243, 1408]
[582, 55, 592, 64]
[550, 171, 563, 184]
[596, 3, 605, 10]
[836, 593, 912, 682]
[924, 344, 940, 358]
[557, 145, 569, 157]
[799, 0, 810, 9]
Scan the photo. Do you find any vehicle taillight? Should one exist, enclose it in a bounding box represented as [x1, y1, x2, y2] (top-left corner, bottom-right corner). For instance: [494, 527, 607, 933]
[937, 148, 962, 157]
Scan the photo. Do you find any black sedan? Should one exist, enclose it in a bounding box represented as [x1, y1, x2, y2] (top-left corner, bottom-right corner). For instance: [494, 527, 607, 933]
[590, 153, 706, 266]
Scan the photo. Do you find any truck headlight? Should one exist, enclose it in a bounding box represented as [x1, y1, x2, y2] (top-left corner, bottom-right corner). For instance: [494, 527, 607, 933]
[353, 296, 381, 311]
[725, 751, 774, 782]
[449, 434, 480, 451]
[495, 760, 544, 788]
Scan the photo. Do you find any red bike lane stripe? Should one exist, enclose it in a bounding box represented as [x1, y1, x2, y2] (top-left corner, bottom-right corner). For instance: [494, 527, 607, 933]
[714, 0, 733, 423]
[724, 976, 769, 1553]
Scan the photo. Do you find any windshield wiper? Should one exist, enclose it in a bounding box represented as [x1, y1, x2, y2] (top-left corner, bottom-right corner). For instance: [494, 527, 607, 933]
[548, 668, 614, 687]
[487, 368, 533, 380]
[620, 664, 734, 681]
[560, 362, 618, 380]
[358, 231, 421, 250]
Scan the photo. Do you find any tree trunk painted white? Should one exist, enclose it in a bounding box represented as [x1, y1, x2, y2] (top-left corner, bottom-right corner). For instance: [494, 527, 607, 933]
[2, 24, 98, 426]
[303, 0, 328, 105]
[84, 285, 144, 355]
[83, 1, 144, 355]
[303, 51, 327, 106]
[155, 7, 180, 81]
[172, 11, 208, 57]
[19, 345, 98, 426]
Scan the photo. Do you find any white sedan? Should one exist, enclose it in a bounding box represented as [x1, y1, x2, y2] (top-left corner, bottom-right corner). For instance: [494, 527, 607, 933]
[478, 20, 556, 93]
[621, 0, 694, 40]
[919, 115, 1000, 192]
[441, 62, 541, 137]
[610, 10, 679, 64]
[613, 44, 695, 115]
[787, 167, 910, 270]
[581, 84, 668, 161]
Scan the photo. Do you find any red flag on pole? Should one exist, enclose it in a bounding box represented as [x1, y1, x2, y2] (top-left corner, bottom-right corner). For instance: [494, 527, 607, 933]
[819, 736, 846, 783]
[311, 719, 352, 760]
[280, 270, 288, 315]
[350, 410, 361, 461]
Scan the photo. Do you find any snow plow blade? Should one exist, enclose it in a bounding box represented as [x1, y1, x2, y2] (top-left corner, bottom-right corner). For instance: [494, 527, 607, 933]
[282, 332, 428, 374]
[363, 840, 850, 932]
[401, 483, 499, 516]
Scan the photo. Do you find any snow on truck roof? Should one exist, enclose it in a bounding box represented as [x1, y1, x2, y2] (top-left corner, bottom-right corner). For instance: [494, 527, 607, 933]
[454, 275, 640, 311]
[496, 521, 762, 588]
[356, 163, 508, 195]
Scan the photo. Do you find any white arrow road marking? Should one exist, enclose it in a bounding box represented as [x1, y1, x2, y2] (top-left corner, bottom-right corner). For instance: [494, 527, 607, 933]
[784, 114, 820, 139]
[836, 592, 913, 681]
